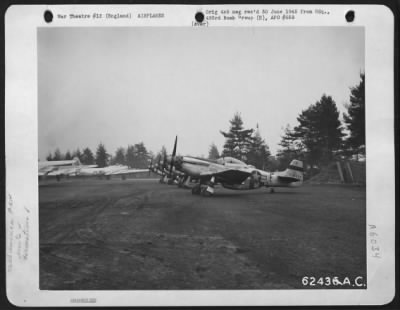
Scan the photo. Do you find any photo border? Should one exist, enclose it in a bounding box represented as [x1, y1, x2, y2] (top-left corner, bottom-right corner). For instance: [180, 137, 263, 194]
[4, 3, 396, 307]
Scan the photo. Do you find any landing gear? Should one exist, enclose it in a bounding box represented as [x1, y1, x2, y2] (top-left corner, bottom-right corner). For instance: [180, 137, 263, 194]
[178, 176, 185, 188]
[191, 184, 202, 195]
[183, 176, 192, 189]
[192, 177, 215, 196]
[178, 176, 192, 189]
[204, 176, 216, 196]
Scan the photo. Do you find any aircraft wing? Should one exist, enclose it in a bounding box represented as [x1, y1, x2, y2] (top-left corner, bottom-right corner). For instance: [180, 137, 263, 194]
[200, 169, 251, 185]
[107, 169, 149, 175]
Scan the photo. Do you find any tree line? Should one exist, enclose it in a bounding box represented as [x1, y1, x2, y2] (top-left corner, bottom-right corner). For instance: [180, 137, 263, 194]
[46, 73, 364, 172]
[210, 113, 271, 170]
[277, 73, 365, 169]
[46, 142, 151, 169]
[217, 73, 365, 171]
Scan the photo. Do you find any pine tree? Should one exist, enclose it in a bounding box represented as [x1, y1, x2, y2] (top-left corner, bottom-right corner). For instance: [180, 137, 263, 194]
[208, 143, 220, 160]
[65, 150, 72, 160]
[113, 147, 126, 165]
[247, 125, 271, 169]
[292, 95, 344, 165]
[125, 145, 136, 168]
[46, 152, 53, 161]
[134, 142, 149, 168]
[277, 124, 304, 169]
[159, 146, 167, 159]
[53, 148, 62, 160]
[220, 112, 254, 160]
[95, 143, 109, 168]
[343, 73, 365, 156]
[81, 147, 95, 165]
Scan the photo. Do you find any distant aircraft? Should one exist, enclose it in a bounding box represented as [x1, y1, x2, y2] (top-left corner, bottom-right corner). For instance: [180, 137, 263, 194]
[77, 165, 149, 180]
[39, 157, 149, 181]
[38, 157, 81, 180]
[151, 136, 303, 196]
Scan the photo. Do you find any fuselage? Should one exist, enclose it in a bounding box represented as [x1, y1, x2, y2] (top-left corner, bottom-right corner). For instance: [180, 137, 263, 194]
[177, 156, 302, 189]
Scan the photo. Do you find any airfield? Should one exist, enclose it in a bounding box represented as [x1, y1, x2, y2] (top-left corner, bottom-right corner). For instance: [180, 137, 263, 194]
[39, 178, 366, 290]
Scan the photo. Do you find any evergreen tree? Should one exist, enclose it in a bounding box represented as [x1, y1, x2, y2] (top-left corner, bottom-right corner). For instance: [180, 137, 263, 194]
[113, 147, 126, 165]
[220, 112, 254, 160]
[72, 148, 82, 161]
[291, 94, 344, 165]
[53, 148, 62, 160]
[277, 125, 305, 169]
[95, 143, 109, 168]
[266, 155, 280, 172]
[343, 73, 365, 156]
[246, 125, 271, 169]
[154, 146, 168, 169]
[46, 152, 53, 161]
[65, 150, 72, 160]
[134, 142, 149, 168]
[125, 145, 136, 168]
[208, 143, 220, 160]
[159, 146, 167, 159]
[81, 147, 95, 165]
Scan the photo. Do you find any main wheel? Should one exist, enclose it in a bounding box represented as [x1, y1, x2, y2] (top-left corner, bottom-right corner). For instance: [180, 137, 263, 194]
[201, 187, 213, 197]
[191, 185, 201, 195]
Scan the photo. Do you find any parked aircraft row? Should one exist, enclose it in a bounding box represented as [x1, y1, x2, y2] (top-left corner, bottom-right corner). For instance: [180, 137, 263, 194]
[39, 136, 303, 196]
[38, 158, 149, 181]
[149, 136, 303, 196]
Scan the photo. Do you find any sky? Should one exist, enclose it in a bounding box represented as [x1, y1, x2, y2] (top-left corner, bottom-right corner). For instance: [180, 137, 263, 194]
[38, 26, 364, 160]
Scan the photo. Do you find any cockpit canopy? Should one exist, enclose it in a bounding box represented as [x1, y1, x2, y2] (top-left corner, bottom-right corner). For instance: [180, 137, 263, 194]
[217, 157, 246, 166]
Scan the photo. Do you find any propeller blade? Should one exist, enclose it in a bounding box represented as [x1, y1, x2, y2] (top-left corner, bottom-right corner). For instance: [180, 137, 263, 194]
[157, 156, 161, 172]
[169, 136, 177, 175]
[162, 153, 167, 173]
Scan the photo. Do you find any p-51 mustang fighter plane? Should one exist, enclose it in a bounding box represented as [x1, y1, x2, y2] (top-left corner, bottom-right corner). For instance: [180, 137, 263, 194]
[38, 157, 81, 180]
[152, 136, 303, 196]
[39, 157, 149, 181]
[77, 165, 150, 180]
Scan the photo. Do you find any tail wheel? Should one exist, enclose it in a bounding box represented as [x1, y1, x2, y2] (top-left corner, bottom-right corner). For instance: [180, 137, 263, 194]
[250, 171, 261, 189]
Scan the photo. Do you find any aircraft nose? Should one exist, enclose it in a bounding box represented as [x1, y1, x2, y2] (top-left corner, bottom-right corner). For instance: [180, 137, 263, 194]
[174, 156, 183, 170]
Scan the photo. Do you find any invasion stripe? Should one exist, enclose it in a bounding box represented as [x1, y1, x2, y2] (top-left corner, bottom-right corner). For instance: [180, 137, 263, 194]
[288, 165, 304, 172]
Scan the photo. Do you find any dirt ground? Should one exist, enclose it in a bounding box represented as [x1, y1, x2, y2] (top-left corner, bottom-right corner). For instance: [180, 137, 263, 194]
[39, 179, 366, 290]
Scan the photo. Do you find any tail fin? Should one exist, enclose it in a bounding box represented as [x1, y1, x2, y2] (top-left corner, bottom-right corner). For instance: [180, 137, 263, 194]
[72, 157, 81, 167]
[283, 160, 304, 182]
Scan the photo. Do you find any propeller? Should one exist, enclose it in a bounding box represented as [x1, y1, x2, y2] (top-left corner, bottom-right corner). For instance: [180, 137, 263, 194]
[157, 156, 161, 172]
[174, 155, 183, 171]
[162, 152, 168, 174]
[169, 135, 178, 176]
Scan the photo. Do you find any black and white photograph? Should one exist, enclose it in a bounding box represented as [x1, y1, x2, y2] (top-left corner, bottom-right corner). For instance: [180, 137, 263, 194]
[5, 4, 395, 306]
[38, 25, 367, 290]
